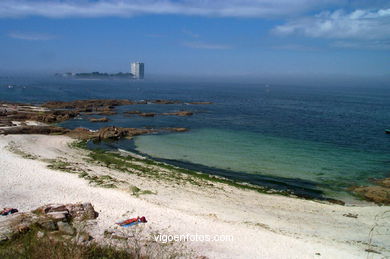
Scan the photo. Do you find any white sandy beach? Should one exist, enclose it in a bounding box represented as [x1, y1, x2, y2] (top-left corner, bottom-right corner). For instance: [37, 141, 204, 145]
[0, 134, 389, 258]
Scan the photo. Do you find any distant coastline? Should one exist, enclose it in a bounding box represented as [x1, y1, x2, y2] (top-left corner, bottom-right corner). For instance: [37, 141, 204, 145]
[55, 72, 134, 79]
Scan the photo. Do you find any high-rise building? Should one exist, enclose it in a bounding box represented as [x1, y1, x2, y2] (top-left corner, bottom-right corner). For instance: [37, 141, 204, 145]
[130, 62, 144, 79]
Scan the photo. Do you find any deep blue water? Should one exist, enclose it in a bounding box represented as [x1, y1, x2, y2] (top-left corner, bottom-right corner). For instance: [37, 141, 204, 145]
[1, 75, 389, 201]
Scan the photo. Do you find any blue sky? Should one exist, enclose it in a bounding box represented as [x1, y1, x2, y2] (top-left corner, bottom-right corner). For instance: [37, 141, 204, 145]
[0, 0, 389, 77]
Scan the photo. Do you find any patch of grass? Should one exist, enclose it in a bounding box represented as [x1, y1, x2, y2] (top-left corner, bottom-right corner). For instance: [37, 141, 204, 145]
[6, 142, 38, 160]
[0, 228, 147, 259]
[47, 159, 75, 173]
[69, 140, 88, 149]
[46, 156, 118, 189]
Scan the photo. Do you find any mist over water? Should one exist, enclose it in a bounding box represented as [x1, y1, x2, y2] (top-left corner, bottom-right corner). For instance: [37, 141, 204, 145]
[1, 75, 389, 200]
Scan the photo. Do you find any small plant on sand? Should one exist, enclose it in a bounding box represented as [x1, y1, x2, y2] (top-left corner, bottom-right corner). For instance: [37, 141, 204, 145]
[130, 185, 156, 197]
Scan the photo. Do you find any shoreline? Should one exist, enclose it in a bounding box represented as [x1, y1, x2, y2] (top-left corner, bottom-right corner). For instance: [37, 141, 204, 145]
[88, 137, 345, 204]
[1, 134, 390, 258]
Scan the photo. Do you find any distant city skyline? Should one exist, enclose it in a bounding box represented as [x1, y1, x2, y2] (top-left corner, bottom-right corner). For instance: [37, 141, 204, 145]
[0, 1, 389, 77]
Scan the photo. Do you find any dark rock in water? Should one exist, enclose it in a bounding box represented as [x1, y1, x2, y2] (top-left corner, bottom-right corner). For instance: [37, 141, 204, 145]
[187, 101, 213, 105]
[89, 117, 110, 123]
[139, 112, 156, 117]
[123, 110, 141, 114]
[150, 99, 182, 105]
[98, 126, 129, 140]
[161, 111, 194, 116]
[41, 99, 134, 110]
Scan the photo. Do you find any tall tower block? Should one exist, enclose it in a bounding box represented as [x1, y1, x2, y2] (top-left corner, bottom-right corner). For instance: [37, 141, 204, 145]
[131, 62, 144, 79]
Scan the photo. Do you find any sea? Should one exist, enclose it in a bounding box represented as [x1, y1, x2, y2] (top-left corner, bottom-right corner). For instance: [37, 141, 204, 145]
[1, 75, 389, 202]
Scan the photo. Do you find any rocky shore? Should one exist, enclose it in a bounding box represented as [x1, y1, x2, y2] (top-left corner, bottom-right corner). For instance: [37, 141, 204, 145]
[350, 178, 390, 205]
[0, 99, 194, 141]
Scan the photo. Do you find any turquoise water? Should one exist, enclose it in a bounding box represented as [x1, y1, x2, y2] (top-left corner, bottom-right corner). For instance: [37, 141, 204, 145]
[134, 128, 389, 198]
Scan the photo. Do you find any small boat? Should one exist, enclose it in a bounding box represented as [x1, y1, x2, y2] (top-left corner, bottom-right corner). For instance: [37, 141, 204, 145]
[386, 129, 390, 134]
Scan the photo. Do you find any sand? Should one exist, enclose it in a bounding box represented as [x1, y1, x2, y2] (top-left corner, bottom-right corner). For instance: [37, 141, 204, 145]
[0, 134, 389, 258]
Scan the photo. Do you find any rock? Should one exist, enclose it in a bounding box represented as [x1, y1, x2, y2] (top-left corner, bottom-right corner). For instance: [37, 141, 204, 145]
[47, 211, 68, 222]
[33, 204, 68, 214]
[0, 212, 38, 242]
[343, 213, 358, 218]
[169, 127, 188, 133]
[76, 232, 93, 243]
[124, 110, 141, 114]
[375, 177, 390, 188]
[351, 185, 390, 205]
[161, 111, 194, 116]
[42, 99, 134, 110]
[0, 233, 8, 242]
[98, 126, 127, 140]
[57, 222, 75, 235]
[36, 218, 58, 231]
[0, 126, 69, 136]
[0, 203, 99, 243]
[89, 117, 110, 122]
[139, 113, 156, 117]
[65, 203, 98, 221]
[150, 99, 182, 104]
[325, 198, 345, 206]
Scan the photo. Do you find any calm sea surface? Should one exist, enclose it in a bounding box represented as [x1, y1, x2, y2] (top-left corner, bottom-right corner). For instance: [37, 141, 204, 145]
[1, 75, 389, 201]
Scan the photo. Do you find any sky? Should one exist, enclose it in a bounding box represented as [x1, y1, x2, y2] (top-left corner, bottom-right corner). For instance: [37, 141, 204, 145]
[0, 0, 390, 78]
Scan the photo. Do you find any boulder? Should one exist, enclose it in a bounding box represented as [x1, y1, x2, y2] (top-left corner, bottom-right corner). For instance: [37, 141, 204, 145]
[0, 203, 98, 243]
[65, 203, 98, 220]
[352, 185, 390, 205]
[57, 222, 75, 235]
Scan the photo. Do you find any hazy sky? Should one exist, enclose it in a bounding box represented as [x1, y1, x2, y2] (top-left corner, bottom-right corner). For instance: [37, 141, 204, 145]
[0, 0, 389, 77]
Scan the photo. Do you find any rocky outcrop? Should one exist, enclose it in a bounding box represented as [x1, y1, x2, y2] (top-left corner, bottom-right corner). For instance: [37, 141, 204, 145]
[161, 111, 193, 116]
[123, 110, 141, 114]
[97, 126, 157, 140]
[41, 99, 135, 110]
[0, 126, 70, 135]
[375, 177, 390, 188]
[0, 203, 97, 243]
[0, 125, 188, 140]
[350, 177, 390, 205]
[33, 203, 98, 221]
[351, 185, 390, 205]
[2, 109, 79, 124]
[89, 117, 110, 123]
